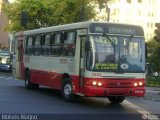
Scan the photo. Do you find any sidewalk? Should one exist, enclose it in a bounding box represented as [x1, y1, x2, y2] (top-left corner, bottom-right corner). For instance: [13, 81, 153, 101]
[144, 87, 160, 101]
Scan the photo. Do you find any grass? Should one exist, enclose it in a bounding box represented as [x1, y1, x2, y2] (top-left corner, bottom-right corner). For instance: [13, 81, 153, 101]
[146, 76, 160, 87]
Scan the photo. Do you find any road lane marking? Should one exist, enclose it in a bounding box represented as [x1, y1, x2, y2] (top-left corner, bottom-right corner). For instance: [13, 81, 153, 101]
[124, 100, 150, 114]
[0, 76, 14, 79]
[5, 77, 14, 79]
[147, 91, 160, 93]
[0, 76, 5, 78]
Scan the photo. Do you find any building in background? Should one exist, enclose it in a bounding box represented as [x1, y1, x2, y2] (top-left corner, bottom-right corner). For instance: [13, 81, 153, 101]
[97, 0, 160, 42]
[0, 0, 9, 49]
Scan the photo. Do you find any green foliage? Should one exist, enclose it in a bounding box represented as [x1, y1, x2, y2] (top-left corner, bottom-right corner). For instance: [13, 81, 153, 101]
[2, 0, 99, 32]
[146, 76, 160, 87]
[147, 38, 160, 72]
[3, 0, 115, 32]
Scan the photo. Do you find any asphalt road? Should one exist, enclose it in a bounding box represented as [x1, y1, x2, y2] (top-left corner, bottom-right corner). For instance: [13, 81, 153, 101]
[0, 72, 159, 120]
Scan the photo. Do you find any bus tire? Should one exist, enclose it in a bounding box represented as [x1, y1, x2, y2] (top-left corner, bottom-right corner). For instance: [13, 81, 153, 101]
[62, 81, 74, 102]
[25, 70, 39, 89]
[108, 96, 125, 104]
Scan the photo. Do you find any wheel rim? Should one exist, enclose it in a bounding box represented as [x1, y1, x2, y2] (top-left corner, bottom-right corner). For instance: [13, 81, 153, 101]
[64, 84, 72, 96]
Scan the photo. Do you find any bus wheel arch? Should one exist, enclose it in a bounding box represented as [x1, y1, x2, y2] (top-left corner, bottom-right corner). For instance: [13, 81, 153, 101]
[61, 73, 74, 102]
[25, 68, 39, 89]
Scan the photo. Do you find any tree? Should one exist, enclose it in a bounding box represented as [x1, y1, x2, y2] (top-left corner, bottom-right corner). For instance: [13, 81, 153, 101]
[2, 0, 99, 32]
[96, 0, 113, 21]
[147, 38, 160, 73]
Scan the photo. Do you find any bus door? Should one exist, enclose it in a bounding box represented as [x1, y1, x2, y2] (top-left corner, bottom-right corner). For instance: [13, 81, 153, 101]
[79, 36, 86, 87]
[76, 29, 87, 94]
[77, 29, 88, 93]
[15, 39, 23, 79]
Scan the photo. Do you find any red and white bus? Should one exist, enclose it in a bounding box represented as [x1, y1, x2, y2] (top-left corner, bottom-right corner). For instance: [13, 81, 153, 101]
[13, 21, 146, 103]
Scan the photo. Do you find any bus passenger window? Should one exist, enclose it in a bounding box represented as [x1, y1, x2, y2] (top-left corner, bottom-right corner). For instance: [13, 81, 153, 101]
[25, 36, 34, 55]
[34, 35, 41, 56]
[25, 37, 28, 54]
[41, 34, 51, 56]
[63, 32, 76, 57]
[51, 33, 62, 56]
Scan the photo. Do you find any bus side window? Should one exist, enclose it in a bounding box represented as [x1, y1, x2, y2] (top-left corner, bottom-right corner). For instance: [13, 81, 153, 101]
[25, 36, 28, 54]
[41, 34, 51, 56]
[50, 33, 55, 56]
[51, 33, 62, 56]
[34, 35, 41, 56]
[26, 36, 34, 55]
[63, 31, 76, 57]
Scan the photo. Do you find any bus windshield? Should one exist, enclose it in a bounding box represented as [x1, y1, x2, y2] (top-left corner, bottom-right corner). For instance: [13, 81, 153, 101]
[86, 34, 145, 73]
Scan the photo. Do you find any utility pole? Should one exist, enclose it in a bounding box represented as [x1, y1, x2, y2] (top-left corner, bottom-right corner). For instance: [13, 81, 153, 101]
[9, 31, 15, 54]
[9, 33, 13, 53]
[105, 0, 110, 22]
[106, 7, 110, 22]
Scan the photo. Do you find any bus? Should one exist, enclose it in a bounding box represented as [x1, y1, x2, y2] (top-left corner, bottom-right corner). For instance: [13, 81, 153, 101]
[13, 21, 146, 104]
[0, 52, 12, 72]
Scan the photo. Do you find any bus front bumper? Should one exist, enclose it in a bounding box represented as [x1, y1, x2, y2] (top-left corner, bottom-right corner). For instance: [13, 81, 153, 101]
[84, 86, 145, 97]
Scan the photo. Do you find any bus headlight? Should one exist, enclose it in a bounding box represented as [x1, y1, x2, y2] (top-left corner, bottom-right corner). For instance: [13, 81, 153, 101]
[98, 82, 102, 86]
[139, 82, 143, 86]
[92, 81, 97, 86]
[134, 83, 138, 87]
[92, 81, 102, 86]
[134, 82, 144, 87]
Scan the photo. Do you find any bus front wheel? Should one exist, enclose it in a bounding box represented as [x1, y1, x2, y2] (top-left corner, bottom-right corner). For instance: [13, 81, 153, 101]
[25, 70, 39, 89]
[62, 81, 74, 102]
[108, 96, 125, 104]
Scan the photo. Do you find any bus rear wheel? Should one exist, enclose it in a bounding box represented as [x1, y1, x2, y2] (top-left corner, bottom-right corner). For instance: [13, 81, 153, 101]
[108, 96, 125, 104]
[25, 70, 39, 89]
[62, 81, 74, 102]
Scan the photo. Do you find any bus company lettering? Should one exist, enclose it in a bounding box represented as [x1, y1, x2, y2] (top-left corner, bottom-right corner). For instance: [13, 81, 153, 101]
[95, 63, 118, 70]
[68, 59, 75, 73]
[25, 57, 30, 63]
[60, 59, 67, 64]
[92, 72, 101, 76]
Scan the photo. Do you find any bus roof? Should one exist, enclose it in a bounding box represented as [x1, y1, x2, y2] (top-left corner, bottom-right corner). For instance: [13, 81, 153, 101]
[16, 21, 144, 36]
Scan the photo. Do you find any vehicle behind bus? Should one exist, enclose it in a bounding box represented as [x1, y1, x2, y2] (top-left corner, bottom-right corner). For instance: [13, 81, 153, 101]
[13, 21, 146, 104]
[0, 52, 12, 72]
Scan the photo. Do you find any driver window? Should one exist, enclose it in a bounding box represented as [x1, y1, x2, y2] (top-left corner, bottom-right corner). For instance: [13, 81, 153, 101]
[123, 38, 140, 60]
[128, 42, 140, 59]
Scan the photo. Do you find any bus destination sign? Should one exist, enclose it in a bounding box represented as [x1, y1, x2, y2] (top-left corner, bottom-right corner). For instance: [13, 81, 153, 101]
[90, 23, 144, 36]
[108, 27, 135, 35]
